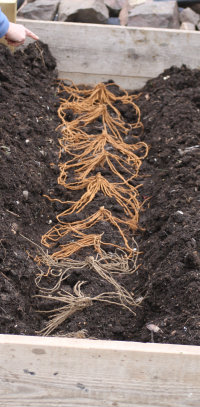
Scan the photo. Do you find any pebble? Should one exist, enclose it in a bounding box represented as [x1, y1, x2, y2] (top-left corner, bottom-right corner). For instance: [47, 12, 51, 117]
[22, 190, 29, 200]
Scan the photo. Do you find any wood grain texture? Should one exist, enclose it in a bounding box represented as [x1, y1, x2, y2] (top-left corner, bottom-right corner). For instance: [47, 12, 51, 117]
[1, 21, 200, 407]
[0, 335, 200, 407]
[0, 0, 17, 49]
[17, 20, 200, 89]
[0, 0, 16, 22]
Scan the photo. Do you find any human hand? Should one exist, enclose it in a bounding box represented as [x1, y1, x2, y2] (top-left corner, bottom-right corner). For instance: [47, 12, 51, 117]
[5, 22, 39, 47]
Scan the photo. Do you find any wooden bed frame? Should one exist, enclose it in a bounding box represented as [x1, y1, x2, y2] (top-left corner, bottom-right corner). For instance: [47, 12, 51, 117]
[0, 0, 16, 49]
[0, 335, 200, 406]
[0, 18, 200, 407]
[17, 19, 200, 89]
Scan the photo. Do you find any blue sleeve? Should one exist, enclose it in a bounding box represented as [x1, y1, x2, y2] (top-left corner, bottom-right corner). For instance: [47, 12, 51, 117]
[0, 8, 9, 38]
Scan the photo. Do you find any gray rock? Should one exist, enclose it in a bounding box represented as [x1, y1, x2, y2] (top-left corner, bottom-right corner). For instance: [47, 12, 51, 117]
[121, 1, 180, 28]
[180, 7, 199, 26]
[58, 0, 109, 24]
[119, 0, 152, 26]
[180, 21, 196, 31]
[119, 1, 129, 25]
[17, 0, 59, 20]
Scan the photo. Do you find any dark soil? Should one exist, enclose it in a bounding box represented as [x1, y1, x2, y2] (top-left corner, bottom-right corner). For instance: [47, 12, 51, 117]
[0, 42, 199, 345]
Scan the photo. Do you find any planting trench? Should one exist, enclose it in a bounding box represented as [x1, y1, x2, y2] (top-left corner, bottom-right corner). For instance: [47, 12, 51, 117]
[0, 42, 199, 345]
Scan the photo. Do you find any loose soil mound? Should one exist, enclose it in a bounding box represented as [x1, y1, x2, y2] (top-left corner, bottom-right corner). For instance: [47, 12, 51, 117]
[0, 42, 199, 345]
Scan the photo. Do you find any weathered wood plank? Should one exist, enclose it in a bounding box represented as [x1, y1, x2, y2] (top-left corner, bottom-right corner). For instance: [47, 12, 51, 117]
[0, 0, 16, 20]
[58, 72, 150, 90]
[17, 20, 200, 88]
[0, 0, 17, 49]
[1, 20, 200, 407]
[0, 335, 200, 407]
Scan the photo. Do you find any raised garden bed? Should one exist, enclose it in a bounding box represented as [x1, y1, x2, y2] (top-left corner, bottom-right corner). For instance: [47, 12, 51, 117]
[0, 21, 200, 407]
[1, 39, 199, 344]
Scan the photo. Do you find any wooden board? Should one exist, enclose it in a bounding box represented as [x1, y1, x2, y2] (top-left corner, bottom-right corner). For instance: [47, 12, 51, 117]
[0, 0, 16, 20]
[0, 335, 200, 407]
[0, 0, 17, 50]
[17, 19, 200, 89]
[1, 20, 200, 407]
